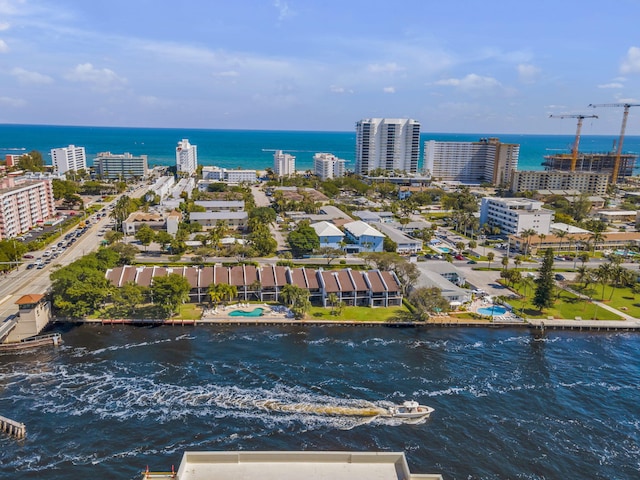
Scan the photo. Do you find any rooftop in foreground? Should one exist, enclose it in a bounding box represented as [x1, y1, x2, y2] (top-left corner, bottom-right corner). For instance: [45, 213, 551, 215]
[164, 451, 443, 480]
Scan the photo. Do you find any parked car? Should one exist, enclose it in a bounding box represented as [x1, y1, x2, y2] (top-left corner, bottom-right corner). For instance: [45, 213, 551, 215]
[455, 254, 464, 260]
[467, 260, 477, 264]
[554, 274, 565, 281]
[23, 254, 35, 259]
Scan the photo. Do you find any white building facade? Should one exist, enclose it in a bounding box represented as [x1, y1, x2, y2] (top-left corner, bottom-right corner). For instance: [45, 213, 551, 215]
[50, 145, 86, 174]
[94, 152, 148, 179]
[313, 153, 346, 180]
[273, 150, 296, 177]
[176, 139, 198, 175]
[479, 197, 554, 235]
[424, 138, 519, 185]
[509, 170, 609, 195]
[355, 118, 420, 176]
[0, 177, 55, 239]
[201, 166, 257, 183]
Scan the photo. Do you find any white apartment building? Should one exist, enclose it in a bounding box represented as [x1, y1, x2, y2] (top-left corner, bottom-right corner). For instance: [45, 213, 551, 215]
[510, 170, 609, 195]
[201, 166, 257, 183]
[273, 150, 296, 177]
[50, 145, 87, 174]
[0, 177, 55, 240]
[479, 197, 554, 235]
[94, 152, 148, 180]
[313, 152, 346, 180]
[355, 118, 420, 175]
[424, 138, 519, 185]
[176, 139, 198, 175]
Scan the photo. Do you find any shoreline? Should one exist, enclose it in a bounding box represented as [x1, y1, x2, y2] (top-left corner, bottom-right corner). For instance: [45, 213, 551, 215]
[52, 316, 640, 331]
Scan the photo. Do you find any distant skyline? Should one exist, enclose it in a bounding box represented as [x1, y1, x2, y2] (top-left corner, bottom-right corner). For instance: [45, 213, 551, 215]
[2, 0, 640, 135]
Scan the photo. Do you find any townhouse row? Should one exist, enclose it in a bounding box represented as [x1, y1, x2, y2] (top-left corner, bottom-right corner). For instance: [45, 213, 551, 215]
[105, 265, 403, 307]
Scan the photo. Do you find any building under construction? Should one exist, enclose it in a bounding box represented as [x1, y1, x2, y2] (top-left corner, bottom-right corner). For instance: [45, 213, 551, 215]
[542, 151, 637, 182]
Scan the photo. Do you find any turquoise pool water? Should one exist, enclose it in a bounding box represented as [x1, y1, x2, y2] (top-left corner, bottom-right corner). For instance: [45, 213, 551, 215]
[229, 307, 265, 317]
[439, 247, 451, 253]
[477, 306, 507, 316]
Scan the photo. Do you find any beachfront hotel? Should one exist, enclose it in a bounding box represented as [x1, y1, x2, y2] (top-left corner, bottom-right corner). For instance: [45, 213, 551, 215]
[424, 137, 519, 186]
[313, 152, 346, 180]
[176, 139, 198, 175]
[50, 145, 87, 174]
[273, 150, 296, 177]
[355, 118, 420, 176]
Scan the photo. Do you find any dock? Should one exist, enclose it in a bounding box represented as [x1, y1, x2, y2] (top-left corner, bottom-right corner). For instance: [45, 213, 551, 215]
[0, 414, 26, 439]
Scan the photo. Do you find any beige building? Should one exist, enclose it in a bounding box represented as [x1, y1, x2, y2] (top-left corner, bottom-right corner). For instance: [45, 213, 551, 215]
[510, 170, 609, 195]
[6, 294, 51, 342]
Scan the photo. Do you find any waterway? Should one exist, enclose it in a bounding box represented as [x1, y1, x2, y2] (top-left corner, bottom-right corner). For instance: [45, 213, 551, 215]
[0, 324, 638, 479]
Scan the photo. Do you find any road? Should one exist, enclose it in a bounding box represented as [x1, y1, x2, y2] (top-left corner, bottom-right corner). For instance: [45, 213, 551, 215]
[0, 183, 149, 323]
[250, 185, 288, 252]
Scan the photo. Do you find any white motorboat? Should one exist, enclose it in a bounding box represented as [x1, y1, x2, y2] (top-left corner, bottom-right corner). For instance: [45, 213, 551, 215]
[388, 401, 434, 419]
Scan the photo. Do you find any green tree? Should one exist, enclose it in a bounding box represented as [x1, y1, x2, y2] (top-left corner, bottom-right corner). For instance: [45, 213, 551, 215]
[383, 236, 398, 253]
[104, 230, 124, 245]
[409, 287, 449, 321]
[112, 282, 145, 316]
[280, 284, 311, 319]
[317, 246, 343, 265]
[208, 283, 238, 306]
[151, 274, 191, 317]
[287, 221, 320, 258]
[533, 248, 555, 311]
[248, 224, 278, 256]
[108, 242, 139, 265]
[486, 251, 495, 269]
[17, 150, 44, 172]
[134, 224, 156, 251]
[155, 231, 173, 251]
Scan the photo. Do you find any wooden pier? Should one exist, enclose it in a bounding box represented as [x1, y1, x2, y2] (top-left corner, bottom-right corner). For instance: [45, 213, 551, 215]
[0, 414, 26, 439]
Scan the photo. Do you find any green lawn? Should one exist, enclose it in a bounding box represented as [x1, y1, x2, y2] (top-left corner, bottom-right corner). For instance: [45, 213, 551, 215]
[570, 282, 640, 318]
[506, 284, 622, 320]
[307, 305, 409, 322]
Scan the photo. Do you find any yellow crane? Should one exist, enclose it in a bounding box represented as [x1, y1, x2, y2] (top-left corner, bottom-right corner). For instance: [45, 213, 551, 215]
[589, 102, 640, 184]
[549, 114, 598, 171]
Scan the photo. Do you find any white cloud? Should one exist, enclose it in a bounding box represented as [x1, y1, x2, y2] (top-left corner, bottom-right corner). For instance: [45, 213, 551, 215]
[0, 96, 26, 107]
[383, 86, 396, 93]
[274, 0, 295, 21]
[213, 70, 239, 77]
[368, 62, 404, 74]
[65, 63, 127, 92]
[0, 39, 8, 53]
[621, 46, 640, 74]
[517, 63, 540, 84]
[11, 67, 53, 84]
[434, 73, 501, 90]
[330, 85, 355, 94]
[597, 82, 624, 89]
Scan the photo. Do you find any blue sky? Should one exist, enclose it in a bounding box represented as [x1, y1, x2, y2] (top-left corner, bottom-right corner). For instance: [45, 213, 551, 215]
[2, 0, 640, 134]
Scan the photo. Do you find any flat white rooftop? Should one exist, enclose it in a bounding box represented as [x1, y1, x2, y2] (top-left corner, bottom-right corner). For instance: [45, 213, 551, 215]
[173, 451, 443, 480]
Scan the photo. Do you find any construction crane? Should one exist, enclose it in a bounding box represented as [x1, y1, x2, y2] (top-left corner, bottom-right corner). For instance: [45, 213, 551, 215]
[589, 103, 640, 184]
[549, 114, 598, 171]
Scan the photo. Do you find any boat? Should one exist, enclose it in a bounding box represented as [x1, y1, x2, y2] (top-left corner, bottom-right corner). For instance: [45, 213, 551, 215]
[388, 401, 434, 419]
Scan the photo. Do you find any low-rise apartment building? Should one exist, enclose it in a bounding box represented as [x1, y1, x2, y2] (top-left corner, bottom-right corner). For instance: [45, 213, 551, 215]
[479, 197, 554, 235]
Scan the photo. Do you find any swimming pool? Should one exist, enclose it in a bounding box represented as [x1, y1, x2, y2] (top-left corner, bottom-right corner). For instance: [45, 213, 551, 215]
[477, 306, 507, 316]
[439, 247, 451, 253]
[228, 307, 265, 317]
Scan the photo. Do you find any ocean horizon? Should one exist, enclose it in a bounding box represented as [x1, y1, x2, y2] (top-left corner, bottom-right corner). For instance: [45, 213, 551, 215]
[2, 123, 640, 174]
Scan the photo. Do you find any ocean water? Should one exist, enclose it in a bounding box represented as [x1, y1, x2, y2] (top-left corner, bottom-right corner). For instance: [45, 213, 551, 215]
[0, 325, 638, 479]
[2, 123, 640, 173]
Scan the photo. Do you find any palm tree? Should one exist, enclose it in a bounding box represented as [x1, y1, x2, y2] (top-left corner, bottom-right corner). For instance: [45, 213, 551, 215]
[520, 275, 536, 301]
[487, 252, 495, 269]
[501, 256, 509, 271]
[589, 231, 604, 254]
[555, 230, 567, 254]
[521, 228, 536, 255]
[513, 254, 523, 270]
[327, 293, 339, 315]
[594, 263, 612, 301]
[538, 233, 546, 253]
[576, 265, 592, 288]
